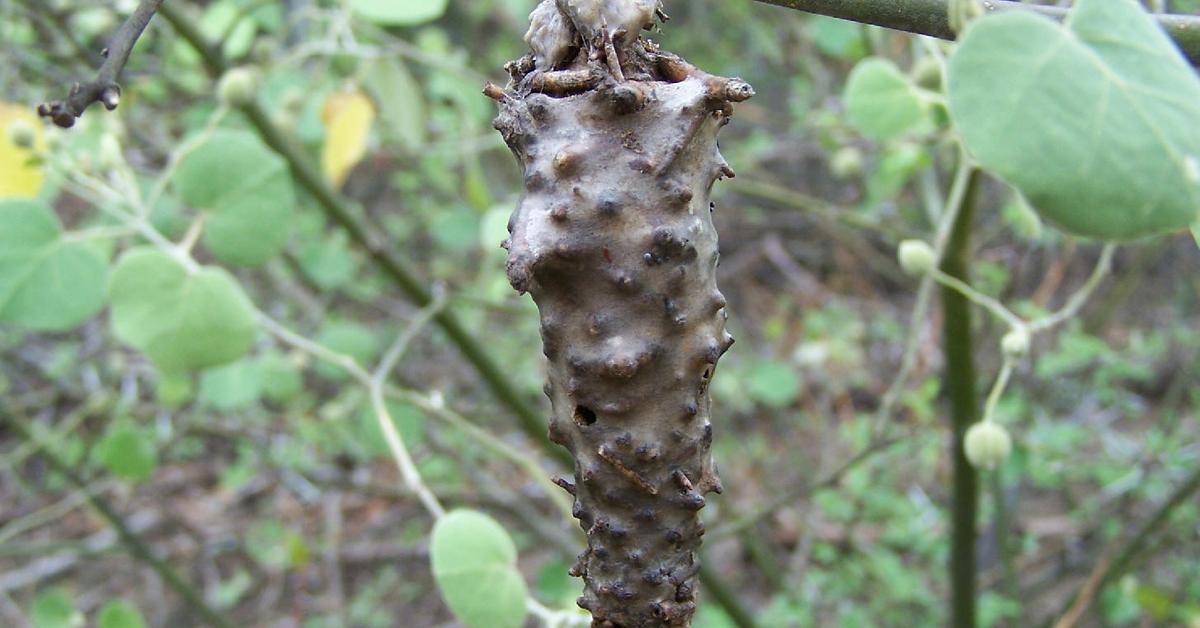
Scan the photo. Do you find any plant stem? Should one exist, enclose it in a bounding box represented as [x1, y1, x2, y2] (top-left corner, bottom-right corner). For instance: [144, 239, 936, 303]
[36, 0, 165, 126]
[941, 168, 981, 628]
[3, 410, 232, 628]
[751, 0, 1200, 65]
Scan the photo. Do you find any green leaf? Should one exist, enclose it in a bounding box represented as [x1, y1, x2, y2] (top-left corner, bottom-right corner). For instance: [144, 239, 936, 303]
[431, 510, 528, 628]
[297, 231, 359, 291]
[1192, 223, 1199, 248]
[109, 248, 256, 372]
[96, 424, 157, 483]
[358, 398, 426, 457]
[1133, 584, 1174, 620]
[201, 1, 257, 60]
[807, 16, 866, 60]
[363, 56, 427, 149]
[96, 600, 148, 628]
[431, 207, 480, 252]
[259, 352, 303, 404]
[175, 129, 294, 266]
[865, 143, 929, 209]
[947, 0, 1200, 240]
[349, 0, 448, 25]
[844, 58, 926, 141]
[314, 320, 378, 380]
[199, 358, 262, 411]
[0, 199, 107, 331]
[744, 360, 801, 409]
[31, 587, 79, 628]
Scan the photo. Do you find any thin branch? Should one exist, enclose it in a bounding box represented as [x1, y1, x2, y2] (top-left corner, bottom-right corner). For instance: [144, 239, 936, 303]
[979, 360, 1013, 424]
[367, 298, 450, 520]
[1030, 244, 1116, 332]
[752, 0, 1200, 65]
[932, 268, 1025, 329]
[710, 435, 903, 540]
[391, 389, 576, 525]
[37, 0, 165, 127]
[2, 408, 232, 628]
[1054, 464, 1200, 628]
[872, 149, 976, 435]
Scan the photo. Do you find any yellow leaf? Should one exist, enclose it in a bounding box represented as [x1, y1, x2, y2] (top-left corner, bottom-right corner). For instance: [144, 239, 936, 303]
[321, 90, 375, 188]
[0, 102, 45, 199]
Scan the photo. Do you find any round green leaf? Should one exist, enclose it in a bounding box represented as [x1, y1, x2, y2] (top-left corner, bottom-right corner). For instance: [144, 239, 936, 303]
[807, 15, 866, 60]
[201, 1, 257, 60]
[297, 231, 359, 291]
[744, 360, 802, 409]
[31, 587, 79, 628]
[431, 207, 480, 252]
[96, 600, 147, 628]
[844, 58, 926, 141]
[947, 0, 1200, 240]
[0, 199, 107, 331]
[314, 320, 378, 380]
[358, 398, 426, 457]
[349, 0, 448, 26]
[96, 424, 157, 483]
[258, 352, 303, 403]
[174, 130, 294, 266]
[199, 359, 263, 411]
[109, 248, 257, 372]
[431, 509, 528, 628]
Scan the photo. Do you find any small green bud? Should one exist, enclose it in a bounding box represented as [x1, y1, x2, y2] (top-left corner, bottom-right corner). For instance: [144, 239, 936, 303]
[830, 147, 864, 179]
[898, 240, 936, 276]
[7, 117, 36, 149]
[1001, 327, 1030, 360]
[217, 66, 259, 107]
[912, 57, 943, 91]
[964, 421, 1012, 470]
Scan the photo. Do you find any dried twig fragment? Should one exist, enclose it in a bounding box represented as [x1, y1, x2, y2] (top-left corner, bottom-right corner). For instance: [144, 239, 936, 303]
[489, 5, 752, 624]
[37, 0, 165, 127]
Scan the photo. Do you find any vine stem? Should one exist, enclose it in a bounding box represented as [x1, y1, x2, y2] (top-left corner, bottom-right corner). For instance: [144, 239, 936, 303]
[749, 0, 1200, 65]
[1029, 244, 1116, 332]
[931, 269, 1025, 329]
[980, 361, 1013, 424]
[367, 297, 448, 520]
[941, 166, 982, 628]
[929, 243, 1118, 337]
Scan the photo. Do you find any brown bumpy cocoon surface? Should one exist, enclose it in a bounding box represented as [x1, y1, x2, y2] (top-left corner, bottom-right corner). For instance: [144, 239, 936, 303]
[487, 20, 752, 627]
